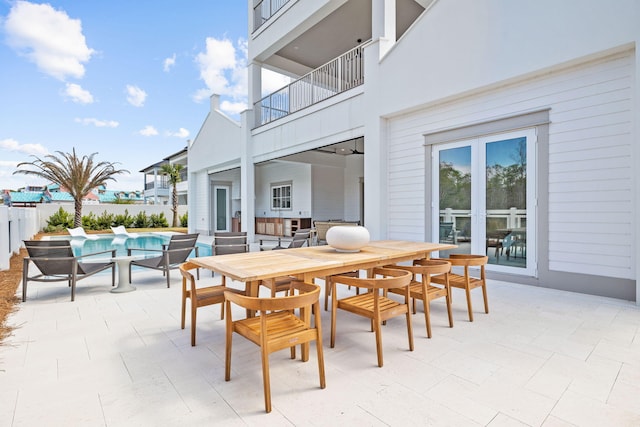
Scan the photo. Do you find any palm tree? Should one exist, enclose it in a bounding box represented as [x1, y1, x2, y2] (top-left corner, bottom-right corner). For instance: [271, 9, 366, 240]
[160, 163, 184, 227]
[14, 149, 129, 227]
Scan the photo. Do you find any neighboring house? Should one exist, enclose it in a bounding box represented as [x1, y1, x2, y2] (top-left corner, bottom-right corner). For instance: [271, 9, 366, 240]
[2, 184, 143, 206]
[140, 147, 188, 205]
[188, 0, 639, 303]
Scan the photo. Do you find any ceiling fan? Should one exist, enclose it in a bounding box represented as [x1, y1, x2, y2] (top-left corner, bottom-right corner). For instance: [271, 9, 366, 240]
[335, 138, 364, 155]
[350, 139, 364, 155]
[313, 138, 364, 155]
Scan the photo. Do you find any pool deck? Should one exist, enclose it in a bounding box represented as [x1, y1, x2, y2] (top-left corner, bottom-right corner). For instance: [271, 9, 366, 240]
[2, 250, 640, 425]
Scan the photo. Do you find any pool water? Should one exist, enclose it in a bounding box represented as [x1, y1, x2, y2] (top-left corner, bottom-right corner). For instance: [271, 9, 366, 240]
[49, 234, 211, 258]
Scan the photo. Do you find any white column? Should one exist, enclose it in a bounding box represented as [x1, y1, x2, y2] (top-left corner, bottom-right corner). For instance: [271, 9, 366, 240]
[634, 44, 640, 305]
[248, 61, 262, 107]
[240, 110, 255, 241]
[372, 0, 396, 58]
[362, 39, 387, 240]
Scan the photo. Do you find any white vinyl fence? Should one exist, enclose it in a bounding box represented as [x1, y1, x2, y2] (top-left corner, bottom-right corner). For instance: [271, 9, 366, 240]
[0, 203, 185, 271]
[0, 206, 39, 270]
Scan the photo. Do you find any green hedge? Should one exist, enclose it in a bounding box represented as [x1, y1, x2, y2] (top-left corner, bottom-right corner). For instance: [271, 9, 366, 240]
[43, 207, 172, 232]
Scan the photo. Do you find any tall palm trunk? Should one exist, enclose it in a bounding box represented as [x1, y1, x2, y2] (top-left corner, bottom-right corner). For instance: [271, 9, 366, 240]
[74, 198, 83, 228]
[171, 184, 178, 227]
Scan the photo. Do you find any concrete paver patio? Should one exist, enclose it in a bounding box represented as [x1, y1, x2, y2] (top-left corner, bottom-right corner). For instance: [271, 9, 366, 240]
[1, 267, 639, 426]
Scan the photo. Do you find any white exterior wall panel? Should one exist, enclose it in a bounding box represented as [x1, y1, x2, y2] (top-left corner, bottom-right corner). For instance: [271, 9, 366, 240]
[343, 155, 364, 222]
[251, 91, 364, 161]
[312, 164, 345, 221]
[255, 162, 312, 217]
[387, 51, 634, 280]
[192, 171, 210, 235]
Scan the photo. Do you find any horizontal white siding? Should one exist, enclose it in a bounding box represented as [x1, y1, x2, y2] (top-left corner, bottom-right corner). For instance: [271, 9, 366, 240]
[387, 50, 634, 279]
[192, 171, 209, 235]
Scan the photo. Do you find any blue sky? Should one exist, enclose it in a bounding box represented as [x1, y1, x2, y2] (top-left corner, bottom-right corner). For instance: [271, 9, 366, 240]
[0, 1, 286, 191]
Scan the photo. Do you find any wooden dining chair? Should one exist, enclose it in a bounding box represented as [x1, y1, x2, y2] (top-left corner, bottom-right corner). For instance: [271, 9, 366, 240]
[431, 254, 488, 322]
[260, 229, 312, 297]
[330, 267, 413, 367]
[324, 270, 360, 311]
[224, 281, 325, 413]
[179, 261, 244, 346]
[387, 259, 453, 338]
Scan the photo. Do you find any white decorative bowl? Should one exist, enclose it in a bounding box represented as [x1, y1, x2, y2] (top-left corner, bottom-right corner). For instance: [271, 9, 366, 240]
[326, 225, 370, 252]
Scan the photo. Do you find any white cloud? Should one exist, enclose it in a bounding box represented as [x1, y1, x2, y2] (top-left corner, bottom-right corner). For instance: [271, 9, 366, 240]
[163, 54, 176, 72]
[75, 118, 119, 128]
[0, 138, 48, 156]
[166, 128, 190, 138]
[192, 88, 212, 103]
[138, 125, 158, 136]
[126, 85, 147, 107]
[0, 160, 19, 168]
[4, 1, 94, 81]
[193, 37, 248, 112]
[64, 83, 94, 104]
[262, 68, 291, 95]
[220, 100, 247, 115]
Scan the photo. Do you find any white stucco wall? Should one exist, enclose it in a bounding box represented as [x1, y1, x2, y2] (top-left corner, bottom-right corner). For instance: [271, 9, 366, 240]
[343, 155, 364, 222]
[254, 162, 312, 218]
[311, 164, 345, 221]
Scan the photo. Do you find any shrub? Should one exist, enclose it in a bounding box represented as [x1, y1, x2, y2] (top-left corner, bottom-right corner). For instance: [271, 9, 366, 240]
[133, 211, 150, 228]
[82, 212, 97, 230]
[95, 210, 115, 230]
[180, 212, 188, 227]
[44, 207, 73, 232]
[113, 209, 134, 227]
[149, 212, 169, 228]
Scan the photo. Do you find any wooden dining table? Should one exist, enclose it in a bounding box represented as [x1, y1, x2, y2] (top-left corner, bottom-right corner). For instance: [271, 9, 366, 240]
[190, 240, 456, 297]
[190, 240, 455, 360]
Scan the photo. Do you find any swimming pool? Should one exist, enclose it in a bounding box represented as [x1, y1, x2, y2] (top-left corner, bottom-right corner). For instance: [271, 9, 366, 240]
[49, 233, 212, 258]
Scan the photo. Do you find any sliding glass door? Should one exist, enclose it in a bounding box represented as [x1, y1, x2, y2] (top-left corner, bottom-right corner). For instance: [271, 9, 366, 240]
[432, 129, 536, 275]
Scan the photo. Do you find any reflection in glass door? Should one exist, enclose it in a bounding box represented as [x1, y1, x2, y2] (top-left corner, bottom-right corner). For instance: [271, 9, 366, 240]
[433, 129, 536, 275]
[213, 185, 230, 232]
[437, 144, 472, 258]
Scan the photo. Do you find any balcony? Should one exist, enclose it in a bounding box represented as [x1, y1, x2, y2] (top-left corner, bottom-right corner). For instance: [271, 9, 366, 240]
[253, 0, 291, 32]
[254, 45, 364, 128]
[144, 181, 169, 191]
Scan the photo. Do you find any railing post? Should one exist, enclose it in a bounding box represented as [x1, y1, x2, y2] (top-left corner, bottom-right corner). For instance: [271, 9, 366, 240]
[338, 55, 343, 93]
[509, 207, 517, 229]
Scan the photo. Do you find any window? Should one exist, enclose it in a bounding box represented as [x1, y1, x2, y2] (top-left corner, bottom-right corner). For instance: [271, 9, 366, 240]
[271, 182, 291, 210]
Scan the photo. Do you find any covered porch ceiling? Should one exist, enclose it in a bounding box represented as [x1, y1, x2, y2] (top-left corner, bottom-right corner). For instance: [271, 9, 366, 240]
[261, 0, 428, 75]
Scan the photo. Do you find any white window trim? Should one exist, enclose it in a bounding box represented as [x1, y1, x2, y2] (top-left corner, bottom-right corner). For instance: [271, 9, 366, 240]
[271, 181, 292, 210]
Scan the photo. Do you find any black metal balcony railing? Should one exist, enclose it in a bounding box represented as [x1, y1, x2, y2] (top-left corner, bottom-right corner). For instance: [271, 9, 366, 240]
[253, 0, 290, 32]
[254, 44, 365, 127]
